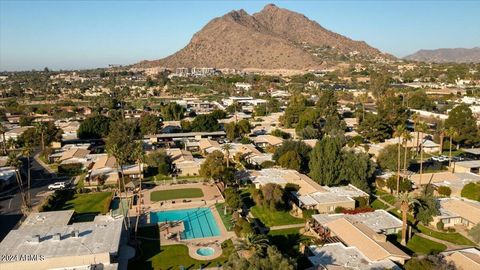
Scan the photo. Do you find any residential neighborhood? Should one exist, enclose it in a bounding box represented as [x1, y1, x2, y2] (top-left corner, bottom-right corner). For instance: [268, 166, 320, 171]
[1, 1, 480, 270]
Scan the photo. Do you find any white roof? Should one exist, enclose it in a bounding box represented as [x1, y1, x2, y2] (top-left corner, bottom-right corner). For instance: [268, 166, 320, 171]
[312, 210, 402, 233]
[0, 212, 123, 261]
[308, 242, 400, 270]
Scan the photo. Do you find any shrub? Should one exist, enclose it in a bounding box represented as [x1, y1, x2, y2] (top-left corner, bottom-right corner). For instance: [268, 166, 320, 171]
[58, 163, 83, 176]
[447, 227, 455, 233]
[375, 178, 386, 189]
[437, 186, 451, 197]
[461, 182, 480, 201]
[354, 196, 369, 208]
[334, 206, 346, 213]
[302, 209, 318, 219]
[436, 220, 444, 231]
[260, 161, 275, 168]
[342, 207, 374, 215]
[234, 218, 253, 237]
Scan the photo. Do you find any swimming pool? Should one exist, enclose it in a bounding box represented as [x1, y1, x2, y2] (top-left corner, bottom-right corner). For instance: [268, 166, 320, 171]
[150, 207, 221, 239]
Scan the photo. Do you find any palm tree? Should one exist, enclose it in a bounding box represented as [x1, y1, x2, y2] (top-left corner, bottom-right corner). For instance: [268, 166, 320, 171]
[394, 125, 405, 194]
[107, 144, 129, 229]
[437, 122, 445, 155]
[221, 143, 232, 168]
[35, 122, 48, 153]
[397, 192, 419, 245]
[7, 153, 28, 213]
[22, 143, 33, 207]
[446, 127, 458, 169]
[0, 122, 7, 155]
[132, 142, 145, 237]
[402, 129, 413, 176]
[235, 233, 270, 257]
[417, 122, 428, 186]
[412, 113, 420, 154]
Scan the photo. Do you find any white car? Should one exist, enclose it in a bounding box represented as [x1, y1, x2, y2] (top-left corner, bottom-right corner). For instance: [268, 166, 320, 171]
[48, 182, 66, 190]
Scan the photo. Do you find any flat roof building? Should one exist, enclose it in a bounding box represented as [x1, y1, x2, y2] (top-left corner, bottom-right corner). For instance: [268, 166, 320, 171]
[0, 210, 124, 270]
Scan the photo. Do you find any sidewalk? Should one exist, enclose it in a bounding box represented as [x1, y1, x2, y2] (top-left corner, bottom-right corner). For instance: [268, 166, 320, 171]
[269, 223, 305, 231]
[33, 153, 56, 176]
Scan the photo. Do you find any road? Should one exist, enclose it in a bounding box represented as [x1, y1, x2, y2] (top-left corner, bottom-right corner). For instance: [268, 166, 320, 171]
[0, 150, 63, 241]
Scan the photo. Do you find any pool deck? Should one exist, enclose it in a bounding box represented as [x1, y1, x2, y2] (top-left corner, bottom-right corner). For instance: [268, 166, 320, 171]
[134, 183, 235, 260]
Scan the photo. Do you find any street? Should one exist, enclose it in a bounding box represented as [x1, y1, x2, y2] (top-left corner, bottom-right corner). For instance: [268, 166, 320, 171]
[0, 151, 64, 241]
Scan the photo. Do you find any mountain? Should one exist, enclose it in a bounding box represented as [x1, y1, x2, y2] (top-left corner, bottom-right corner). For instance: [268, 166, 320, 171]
[136, 4, 391, 70]
[404, 47, 480, 63]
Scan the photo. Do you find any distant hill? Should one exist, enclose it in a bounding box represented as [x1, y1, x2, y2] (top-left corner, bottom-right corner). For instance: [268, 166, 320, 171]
[136, 4, 392, 70]
[404, 47, 480, 63]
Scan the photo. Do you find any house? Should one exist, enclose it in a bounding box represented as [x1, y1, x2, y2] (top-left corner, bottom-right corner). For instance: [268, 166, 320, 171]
[246, 168, 369, 213]
[234, 82, 252, 91]
[409, 171, 480, 195]
[313, 217, 410, 265]
[306, 242, 401, 270]
[166, 148, 203, 176]
[451, 160, 480, 174]
[89, 154, 119, 185]
[431, 197, 480, 229]
[198, 138, 221, 154]
[310, 210, 403, 235]
[251, 135, 283, 148]
[2, 126, 33, 142]
[58, 147, 91, 167]
[441, 248, 480, 270]
[48, 143, 91, 163]
[56, 121, 80, 141]
[0, 210, 123, 270]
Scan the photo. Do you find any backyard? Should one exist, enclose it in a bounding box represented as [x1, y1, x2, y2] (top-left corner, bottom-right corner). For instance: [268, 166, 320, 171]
[250, 205, 304, 227]
[41, 190, 113, 222]
[396, 233, 447, 255]
[150, 188, 204, 201]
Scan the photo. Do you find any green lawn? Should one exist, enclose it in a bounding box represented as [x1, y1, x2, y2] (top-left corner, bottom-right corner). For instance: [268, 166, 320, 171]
[250, 205, 304, 227]
[130, 226, 235, 270]
[370, 199, 388, 210]
[417, 224, 476, 246]
[61, 192, 113, 214]
[404, 234, 447, 254]
[215, 203, 234, 231]
[150, 188, 204, 201]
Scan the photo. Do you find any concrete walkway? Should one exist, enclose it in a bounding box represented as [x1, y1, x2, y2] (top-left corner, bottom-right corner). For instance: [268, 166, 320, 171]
[416, 232, 471, 251]
[33, 153, 55, 175]
[269, 223, 305, 231]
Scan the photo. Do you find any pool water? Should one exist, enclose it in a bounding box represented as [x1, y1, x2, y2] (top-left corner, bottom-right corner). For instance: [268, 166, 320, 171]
[150, 207, 220, 239]
[196, 247, 215, 256]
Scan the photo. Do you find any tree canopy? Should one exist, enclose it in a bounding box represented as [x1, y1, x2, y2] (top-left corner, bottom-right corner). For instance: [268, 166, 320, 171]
[78, 114, 111, 139]
[273, 140, 311, 173]
[445, 104, 479, 146]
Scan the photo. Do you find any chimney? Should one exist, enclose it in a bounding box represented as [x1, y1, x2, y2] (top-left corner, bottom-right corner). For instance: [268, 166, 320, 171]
[31, 235, 41, 243]
[72, 230, 80, 238]
[52, 233, 61, 241]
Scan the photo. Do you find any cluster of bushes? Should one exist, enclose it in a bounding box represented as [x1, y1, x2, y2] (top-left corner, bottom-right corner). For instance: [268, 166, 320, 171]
[437, 186, 452, 197]
[234, 216, 254, 237]
[435, 221, 456, 232]
[334, 206, 374, 215]
[58, 163, 83, 176]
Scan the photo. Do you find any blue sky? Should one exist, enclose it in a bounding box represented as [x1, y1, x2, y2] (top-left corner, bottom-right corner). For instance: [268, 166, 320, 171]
[1, 0, 479, 71]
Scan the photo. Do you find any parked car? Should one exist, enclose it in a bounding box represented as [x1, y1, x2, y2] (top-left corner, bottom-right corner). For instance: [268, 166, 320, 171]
[48, 182, 66, 191]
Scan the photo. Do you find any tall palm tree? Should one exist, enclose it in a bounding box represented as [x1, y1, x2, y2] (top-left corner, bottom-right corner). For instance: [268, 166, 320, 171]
[235, 233, 270, 257]
[35, 122, 48, 153]
[221, 143, 232, 168]
[394, 125, 405, 194]
[107, 144, 129, 229]
[412, 113, 420, 154]
[22, 143, 34, 207]
[402, 130, 413, 176]
[446, 127, 458, 169]
[0, 122, 7, 155]
[132, 142, 145, 237]
[397, 192, 419, 245]
[417, 122, 428, 186]
[437, 122, 445, 155]
[7, 153, 28, 213]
